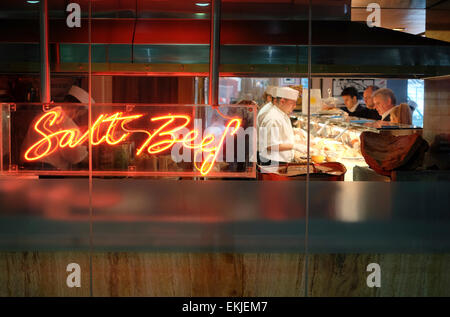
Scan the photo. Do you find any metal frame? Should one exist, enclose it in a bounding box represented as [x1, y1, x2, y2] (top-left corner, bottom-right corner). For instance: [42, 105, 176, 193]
[2, 63, 446, 78]
[40, 0, 50, 104]
[208, 0, 221, 106]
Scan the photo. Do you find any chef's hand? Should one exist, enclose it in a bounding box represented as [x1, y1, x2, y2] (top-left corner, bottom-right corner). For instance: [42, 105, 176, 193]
[293, 143, 307, 153]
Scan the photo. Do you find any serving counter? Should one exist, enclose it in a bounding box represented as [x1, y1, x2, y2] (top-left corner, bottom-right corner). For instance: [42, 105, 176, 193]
[288, 111, 424, 181]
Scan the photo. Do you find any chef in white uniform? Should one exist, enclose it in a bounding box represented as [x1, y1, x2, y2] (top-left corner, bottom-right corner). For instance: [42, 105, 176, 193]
[259, 87, 305, 165]
[257, 86, 277, 127]
[21, 85, 93, 170]
[263, 85, 274, 104]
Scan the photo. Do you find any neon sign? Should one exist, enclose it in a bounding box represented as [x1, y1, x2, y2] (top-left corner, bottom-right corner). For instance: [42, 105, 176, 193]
[24, 108, 242, 176]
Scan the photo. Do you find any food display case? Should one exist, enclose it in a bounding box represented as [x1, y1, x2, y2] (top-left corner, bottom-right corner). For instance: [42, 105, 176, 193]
[290, 111, 424, 181]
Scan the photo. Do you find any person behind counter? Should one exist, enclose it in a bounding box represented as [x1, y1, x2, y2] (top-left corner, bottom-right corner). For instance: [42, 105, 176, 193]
[257, 86, 277, 127]
[258, 87, 305, 165]
[372, 88, 412, 124]
[363, 85, 379, 109]
[363, 85, 382, 120]
[262, 85, 275, 105]
[340, 86, 381, 120]
[21, 85, 93, 170]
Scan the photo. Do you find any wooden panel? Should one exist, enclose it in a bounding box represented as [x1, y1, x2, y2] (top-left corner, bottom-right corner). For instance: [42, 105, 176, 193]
[307, 254, 379, 296]
[425, 0, 450, 41]
[242, 253, 305, 297]
[1, 252, 449, 297]
[423, 76, 450, 169]
[351, 8, 425, 35]
[426, 9, 450, 30]
[92, 253, 305, 297]
[307, 254, 450, 296]
[112, 77, 179, 103]
[91, 252, 193, 296]
[352, 0, 426, 9]
[427, 0, 450, 9]
[92, 75, 113, 103]
[0, 252, 90, 297]
[424, 76, 450, 141]
[378, 254, 450, 296]
[424, 30, 450, 41]
[177, 77, 196, 104]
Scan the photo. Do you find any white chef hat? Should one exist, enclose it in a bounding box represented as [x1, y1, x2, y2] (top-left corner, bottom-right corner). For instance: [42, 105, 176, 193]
[265, 85, 277, 97]
[67, 85, 96, 104]
[276, 87, 299, 101]
[270, 86, 278, 97]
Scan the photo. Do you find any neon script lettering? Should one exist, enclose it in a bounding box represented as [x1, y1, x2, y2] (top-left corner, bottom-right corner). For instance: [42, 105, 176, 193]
[24, 109, 242, 176]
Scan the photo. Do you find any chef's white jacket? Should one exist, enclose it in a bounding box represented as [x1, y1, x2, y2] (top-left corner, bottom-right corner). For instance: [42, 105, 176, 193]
[257, 101, 273, 127]
[258, 105, 294, 163]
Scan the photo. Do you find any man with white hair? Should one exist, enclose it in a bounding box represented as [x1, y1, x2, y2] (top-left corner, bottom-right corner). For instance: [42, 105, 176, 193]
[372, 88, 397, 121]
[259, 86, 305, 165]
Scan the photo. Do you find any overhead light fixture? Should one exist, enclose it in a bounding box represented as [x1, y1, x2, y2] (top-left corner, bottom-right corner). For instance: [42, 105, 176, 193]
[27, 0, 40, 3]
[196, 3, 210, 7]
[393, 27, 406, 31]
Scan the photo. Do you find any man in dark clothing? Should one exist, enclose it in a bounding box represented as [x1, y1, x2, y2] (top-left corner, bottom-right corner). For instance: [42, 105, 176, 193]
[340, 87, 381, 120]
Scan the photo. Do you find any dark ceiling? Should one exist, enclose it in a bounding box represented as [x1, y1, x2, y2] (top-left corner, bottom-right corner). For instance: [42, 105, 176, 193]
[0, 0, 448, 77]
[0, 0, 351, 20]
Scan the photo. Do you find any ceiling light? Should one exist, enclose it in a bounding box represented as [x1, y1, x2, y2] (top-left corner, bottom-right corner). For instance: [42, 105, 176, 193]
[196, 3, 210, 7]
[27, 0, 40, 3]
[393, 27, 406, 31]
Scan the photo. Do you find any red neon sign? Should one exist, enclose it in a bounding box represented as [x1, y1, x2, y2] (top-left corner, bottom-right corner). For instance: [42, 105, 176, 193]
[24, 108, 242, 176]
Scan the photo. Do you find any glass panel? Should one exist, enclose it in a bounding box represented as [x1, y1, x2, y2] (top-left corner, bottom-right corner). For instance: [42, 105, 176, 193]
[2, 102, 255, 178]
[86, 103, 256, 178]
[2, 103, 89, 175]
[307, 0, 450, 297]
[0, 0, 91, 296]
[90, 0, 242, 296]
[0, 178, 91, 296]
[0, 107, 90, 296]
[59, 44, 107, 64]
[90, 179, 307, 296]
[134, 45, 209, 64]
[218, 75, 311, 296]
[88, 100, 257, 296]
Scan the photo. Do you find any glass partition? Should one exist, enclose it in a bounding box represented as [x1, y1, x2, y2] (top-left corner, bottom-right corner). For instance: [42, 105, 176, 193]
[2, 103, 256, 178]
[0, 0, 90, 297]
[306, 0, 450, 297]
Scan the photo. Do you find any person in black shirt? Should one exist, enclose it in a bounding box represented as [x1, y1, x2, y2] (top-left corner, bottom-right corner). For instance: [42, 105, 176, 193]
[340, 86, 380, 120]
